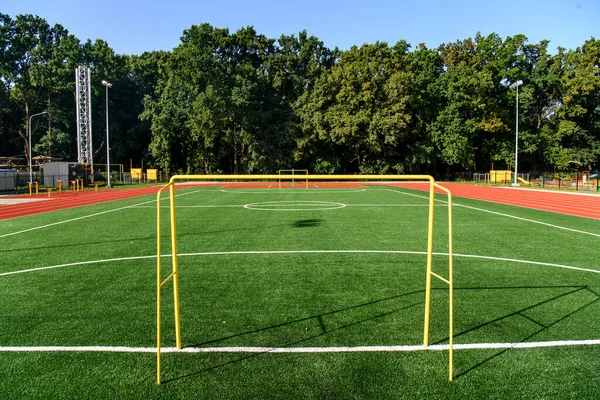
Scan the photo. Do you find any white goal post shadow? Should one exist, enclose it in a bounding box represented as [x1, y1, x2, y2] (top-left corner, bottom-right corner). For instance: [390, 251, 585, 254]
[156, 174, 453, 384]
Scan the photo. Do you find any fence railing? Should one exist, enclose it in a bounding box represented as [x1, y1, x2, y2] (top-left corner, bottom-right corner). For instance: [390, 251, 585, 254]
[451, 172, 600, 192]
[6, 170, 600, 193]
[9, 171, 168, 191]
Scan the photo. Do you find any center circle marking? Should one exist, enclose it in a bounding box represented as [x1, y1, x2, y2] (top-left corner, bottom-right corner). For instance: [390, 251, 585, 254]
[243, 201, 346, 211]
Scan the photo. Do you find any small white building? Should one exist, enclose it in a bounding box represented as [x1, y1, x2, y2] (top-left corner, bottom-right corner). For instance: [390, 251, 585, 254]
[42, 162, 82, 187]
[0, 169, 16, 191]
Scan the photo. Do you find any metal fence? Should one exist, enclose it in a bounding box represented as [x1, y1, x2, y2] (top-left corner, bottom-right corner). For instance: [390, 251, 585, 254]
[448, 171, 600, 192]
[10, 171, 169, 191]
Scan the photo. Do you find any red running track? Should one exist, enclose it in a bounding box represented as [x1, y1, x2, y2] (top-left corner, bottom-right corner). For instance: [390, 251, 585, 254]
[1, 182, 599, 221]
[0, 186, 168, 221]
[393, 182, 600, 220]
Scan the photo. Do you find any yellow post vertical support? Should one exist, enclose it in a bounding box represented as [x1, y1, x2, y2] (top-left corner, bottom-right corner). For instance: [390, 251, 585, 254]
[278, 171, 281, 189]
[447, 190, 454, 381]
[28, 182, 32, 196]
[430, 183, 454, 381]
[156, 187, 163, 385]
[58, 180, 63, 193]
[423, 179, 435, 346]
[170, 183, 182, 349]
[35, 182, 39, 195]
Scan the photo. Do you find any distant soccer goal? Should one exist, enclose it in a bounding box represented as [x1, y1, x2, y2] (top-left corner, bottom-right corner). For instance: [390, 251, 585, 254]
[156, 174, 453, 384]
[277, 169, 308, 189]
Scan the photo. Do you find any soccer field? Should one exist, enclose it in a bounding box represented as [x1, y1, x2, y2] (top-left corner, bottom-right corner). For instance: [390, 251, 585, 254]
[1, 183, 600, 398]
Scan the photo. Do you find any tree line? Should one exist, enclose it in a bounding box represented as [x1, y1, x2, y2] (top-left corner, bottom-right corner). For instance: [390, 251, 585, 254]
[1, 14, 599, 176]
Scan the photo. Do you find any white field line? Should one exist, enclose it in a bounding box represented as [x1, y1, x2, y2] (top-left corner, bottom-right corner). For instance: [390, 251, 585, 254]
[453, 203, 600, 238]
[0, 199, 156, 239]
[0, 188, 206, 239]
[2, 340, 600, 354]
[382, 188, 600, 238]
[2, 249, 599, 278]
[0, 255, 154, 277]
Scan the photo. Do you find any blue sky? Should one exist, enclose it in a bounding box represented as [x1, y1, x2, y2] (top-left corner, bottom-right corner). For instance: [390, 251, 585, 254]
[5, 0, 598, 55]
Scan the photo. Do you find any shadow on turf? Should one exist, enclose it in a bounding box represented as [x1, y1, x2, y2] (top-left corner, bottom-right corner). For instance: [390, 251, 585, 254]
[293, 219, 323, 228]
[162, 289, 425, 384]
[162, 285, 600, 383]
[431, 285, 600, 380]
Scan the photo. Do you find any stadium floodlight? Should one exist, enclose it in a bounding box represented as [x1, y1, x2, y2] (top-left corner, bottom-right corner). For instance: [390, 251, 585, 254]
[511, 80, 523, 186]
[28, 111, 48, 185]
[101, 80, 112, 187]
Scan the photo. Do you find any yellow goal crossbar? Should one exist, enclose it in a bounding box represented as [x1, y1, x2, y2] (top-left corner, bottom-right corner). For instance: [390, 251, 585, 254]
[156, 174, 453, 384]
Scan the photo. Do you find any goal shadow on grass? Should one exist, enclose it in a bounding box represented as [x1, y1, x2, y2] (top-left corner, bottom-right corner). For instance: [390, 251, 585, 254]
[163, 289, 424, 383]
[434, 285, 600, 380]
[163, 285, 600, 383]
[293, 219, 324, 228]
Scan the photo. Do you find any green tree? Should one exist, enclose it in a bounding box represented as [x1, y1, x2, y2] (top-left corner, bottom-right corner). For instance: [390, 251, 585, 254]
[142, 23, 230, 173]
[544, 38, 600, 171]
[1, 14, 53, 165]
[298, 42, 416, 173]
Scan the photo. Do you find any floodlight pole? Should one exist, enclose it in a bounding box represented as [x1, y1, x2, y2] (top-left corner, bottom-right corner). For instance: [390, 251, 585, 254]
[511, 80, 523, 186]
[28, 111, 48, 185]
[102, 80, 112, 187]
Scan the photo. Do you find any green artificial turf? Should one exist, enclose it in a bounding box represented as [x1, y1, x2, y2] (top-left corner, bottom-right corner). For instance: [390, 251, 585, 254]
[1, 184, 599, 399]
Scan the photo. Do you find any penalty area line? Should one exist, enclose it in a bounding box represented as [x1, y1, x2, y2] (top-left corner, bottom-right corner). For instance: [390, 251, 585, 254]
[2, 340, 600, 353]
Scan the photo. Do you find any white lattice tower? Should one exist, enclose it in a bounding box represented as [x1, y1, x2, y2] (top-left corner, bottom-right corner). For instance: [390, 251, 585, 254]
[75, 66, 93, 171]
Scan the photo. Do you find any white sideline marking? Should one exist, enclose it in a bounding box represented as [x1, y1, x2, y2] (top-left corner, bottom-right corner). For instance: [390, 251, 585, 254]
[382, 188, 600, 238]
[2, 340, 600, 353]
[0, 200, 156, 239]
[2, 249, 599, 277]
[454, 203, 600, 238]
[0, 188, 206, 239]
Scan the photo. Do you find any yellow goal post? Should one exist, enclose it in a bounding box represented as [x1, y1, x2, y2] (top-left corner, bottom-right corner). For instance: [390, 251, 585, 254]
[156, 174, 453, 384]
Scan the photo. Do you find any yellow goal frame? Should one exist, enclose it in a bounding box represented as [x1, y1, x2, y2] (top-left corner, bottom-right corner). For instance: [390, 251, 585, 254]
[277, 169, 309, 189]
[156, 174, 453, 384]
